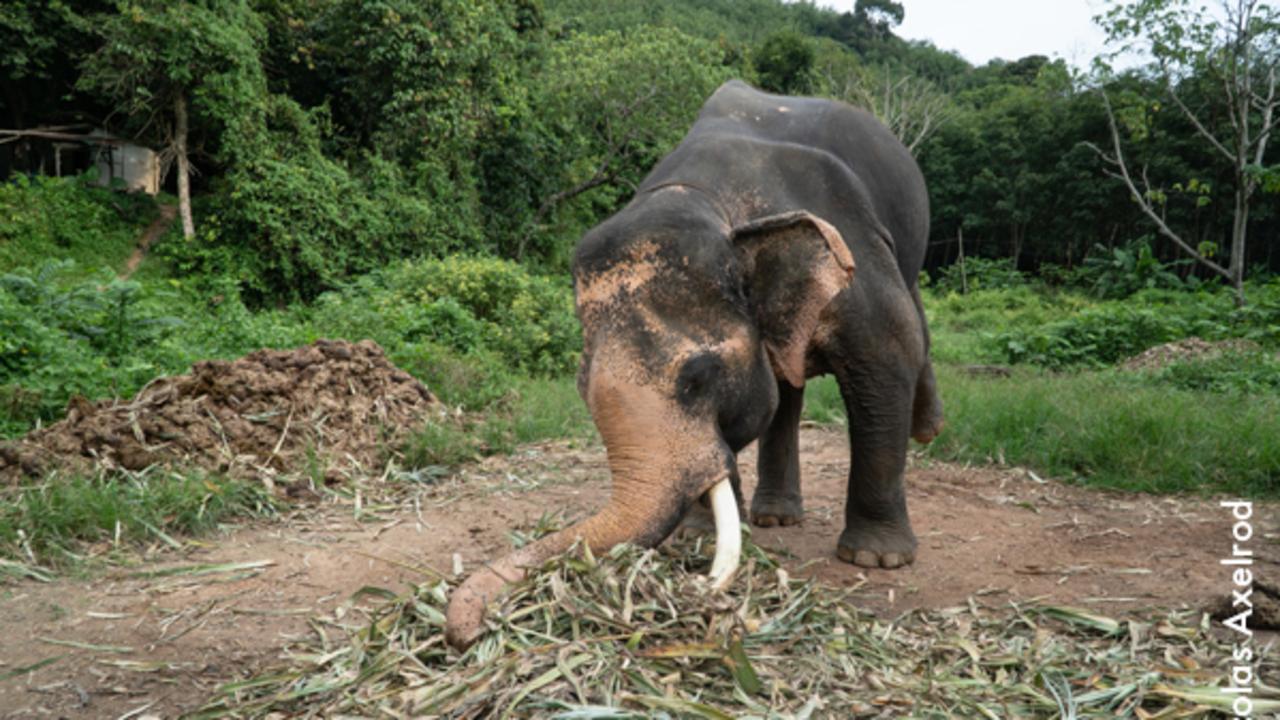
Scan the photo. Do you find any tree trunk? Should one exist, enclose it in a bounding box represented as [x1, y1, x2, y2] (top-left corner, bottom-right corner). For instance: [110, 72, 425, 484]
[174, 91, 195, 240]
[1230, 184, 1248, 307]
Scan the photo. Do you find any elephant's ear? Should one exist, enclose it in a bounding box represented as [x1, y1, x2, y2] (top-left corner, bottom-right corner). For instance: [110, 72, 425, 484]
[731, 211, 856, 388]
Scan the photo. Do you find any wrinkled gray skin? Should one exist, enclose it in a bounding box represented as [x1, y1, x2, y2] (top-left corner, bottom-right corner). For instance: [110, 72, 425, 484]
[443, 80, 942, 649]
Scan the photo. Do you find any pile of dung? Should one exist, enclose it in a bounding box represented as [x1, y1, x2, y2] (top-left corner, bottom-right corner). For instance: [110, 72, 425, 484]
[194, 534, 1280, 718]
[1121, 337, 1261, 371]
[0, 340, 438, 483]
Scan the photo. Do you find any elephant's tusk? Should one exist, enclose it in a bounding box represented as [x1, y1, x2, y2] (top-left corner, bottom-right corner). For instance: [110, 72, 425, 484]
[707, 477, 741, 591]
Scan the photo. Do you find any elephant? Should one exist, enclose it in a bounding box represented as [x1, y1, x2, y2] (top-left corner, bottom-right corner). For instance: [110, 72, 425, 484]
[444, 79, 943, 649]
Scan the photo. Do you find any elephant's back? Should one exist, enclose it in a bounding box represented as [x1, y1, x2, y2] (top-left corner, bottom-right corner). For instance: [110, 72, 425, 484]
[692, 81, 929, 280]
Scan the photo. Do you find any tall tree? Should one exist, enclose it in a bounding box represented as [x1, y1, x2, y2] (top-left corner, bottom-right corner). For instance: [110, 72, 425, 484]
[77, 0, 269, 239]
[0, 1, 111, 131]
[518, 26, 736, 262]
[755, 30, 816, 94]
[1092, 0, 1280, 304]
[817, 60, 953, 155]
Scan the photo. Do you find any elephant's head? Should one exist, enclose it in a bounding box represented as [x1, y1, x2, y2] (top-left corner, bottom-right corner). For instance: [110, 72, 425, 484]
[444, 193, 854, 650]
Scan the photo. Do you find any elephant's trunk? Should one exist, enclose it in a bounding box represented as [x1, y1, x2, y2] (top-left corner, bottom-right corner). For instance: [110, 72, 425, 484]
[443, 483, 683, 649]
[444, 374, 742, 650]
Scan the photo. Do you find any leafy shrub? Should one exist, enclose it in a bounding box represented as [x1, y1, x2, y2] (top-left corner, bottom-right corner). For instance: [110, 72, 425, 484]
[995, 285, 1280, 368]
[1074, 238, 1194, 298]
[925, 286, 1093, 364]
[0, 261, 314, 437]
[754, 30, 815, 93]
[0, 262, 187, 434]
[0, 174, 157, 274]
[998, 307, 1186, 367]
[932, 257, 1027, 293]
[168, 150, 454, 304]
[1149, 352, 1280, 395]
[309, 255, 580, 377]
[0, 253, 580, 437]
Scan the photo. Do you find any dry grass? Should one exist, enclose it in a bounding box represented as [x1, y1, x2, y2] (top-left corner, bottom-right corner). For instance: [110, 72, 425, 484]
[193, 529, 1279, 718]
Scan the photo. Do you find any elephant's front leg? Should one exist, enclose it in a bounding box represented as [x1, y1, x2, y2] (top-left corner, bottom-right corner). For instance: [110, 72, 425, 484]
[835, 365, 917, 569]
[750, 379, 805, 527]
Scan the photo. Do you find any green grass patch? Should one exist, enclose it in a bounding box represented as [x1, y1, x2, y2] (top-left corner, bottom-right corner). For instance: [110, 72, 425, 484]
[0, 472, 276, 571]
[802, 375, 844, 424]
[926, 365, 1280, 497]
[401, 376, 595, 471]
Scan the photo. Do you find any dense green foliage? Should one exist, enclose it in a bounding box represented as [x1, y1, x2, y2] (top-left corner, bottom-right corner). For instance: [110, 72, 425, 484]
[0, 252, 576, 437]
[7, 0, 1278, 296]
[0, 174, 157, 275]
[994, 285, 1280, 367]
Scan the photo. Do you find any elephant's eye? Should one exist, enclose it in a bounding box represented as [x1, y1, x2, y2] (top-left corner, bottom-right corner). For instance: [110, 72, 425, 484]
[676, 352, 723, 407]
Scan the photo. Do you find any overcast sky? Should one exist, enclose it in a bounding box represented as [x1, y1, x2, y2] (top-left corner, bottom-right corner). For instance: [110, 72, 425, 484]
[816, 0, 1115, 68]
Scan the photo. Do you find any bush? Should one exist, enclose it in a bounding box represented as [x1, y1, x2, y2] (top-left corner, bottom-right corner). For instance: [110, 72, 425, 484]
[932, 257, 1027, 294]
[925, 286, 1093, 364]
[1149, 351, 1280, 395]
[0, 253, 580, 438]
[168, 152, 454, 304]
[0, 261, 317, 437]
[1074, 238, 1195, 299]
[0, 262, 184, 434]
[0, 174, 157, 274]
[995, 285, 1280, 368]
[754, 30, 815, 93]
[309, 255, 580, 377]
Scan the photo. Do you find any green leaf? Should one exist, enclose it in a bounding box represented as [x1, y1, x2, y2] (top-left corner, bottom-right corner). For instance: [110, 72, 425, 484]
[722, 637, 763, 695]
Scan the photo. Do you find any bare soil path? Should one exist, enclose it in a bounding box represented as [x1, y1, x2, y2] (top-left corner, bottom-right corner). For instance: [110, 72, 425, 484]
[1, 426, 1274, 719]
[119, 204, 176, 279]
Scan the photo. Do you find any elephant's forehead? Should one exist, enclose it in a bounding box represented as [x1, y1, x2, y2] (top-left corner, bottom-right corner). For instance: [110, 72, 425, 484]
[574, 240, 662, 311]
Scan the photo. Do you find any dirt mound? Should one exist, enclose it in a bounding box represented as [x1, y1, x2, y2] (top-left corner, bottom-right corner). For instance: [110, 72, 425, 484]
[1121, 336, 1260, 371]
[0, 340, 438, 483]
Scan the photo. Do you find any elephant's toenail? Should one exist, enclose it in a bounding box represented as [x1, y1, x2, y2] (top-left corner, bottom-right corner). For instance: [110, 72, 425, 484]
[881, 553, 902, 568]
[853, 550, 879, 567]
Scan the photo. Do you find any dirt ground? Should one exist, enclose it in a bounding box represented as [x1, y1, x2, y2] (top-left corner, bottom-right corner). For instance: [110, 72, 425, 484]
[1, 426, 1275, 719]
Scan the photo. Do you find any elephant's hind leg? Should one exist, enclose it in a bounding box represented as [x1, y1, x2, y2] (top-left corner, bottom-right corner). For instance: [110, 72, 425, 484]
[750, 379, 804, 527]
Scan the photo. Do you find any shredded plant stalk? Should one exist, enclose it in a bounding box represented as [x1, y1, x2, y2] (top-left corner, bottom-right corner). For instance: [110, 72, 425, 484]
[194, 532, 1279, 718]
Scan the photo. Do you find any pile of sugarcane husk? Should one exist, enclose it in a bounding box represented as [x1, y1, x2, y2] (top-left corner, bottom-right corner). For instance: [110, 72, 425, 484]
[193, 531, 1279, 719]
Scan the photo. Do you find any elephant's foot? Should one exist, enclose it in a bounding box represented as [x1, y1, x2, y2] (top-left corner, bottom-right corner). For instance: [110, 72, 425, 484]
[836, 520, 917, 569]
[749, 493, 802, 528]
